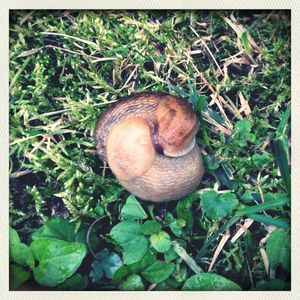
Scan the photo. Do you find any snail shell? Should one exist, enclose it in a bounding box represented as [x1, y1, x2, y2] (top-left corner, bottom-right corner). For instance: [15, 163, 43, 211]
[94, 92, 204, 202]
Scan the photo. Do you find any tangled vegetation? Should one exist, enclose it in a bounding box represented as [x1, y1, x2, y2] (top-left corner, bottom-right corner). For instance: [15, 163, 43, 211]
[9, 10, 291, 291]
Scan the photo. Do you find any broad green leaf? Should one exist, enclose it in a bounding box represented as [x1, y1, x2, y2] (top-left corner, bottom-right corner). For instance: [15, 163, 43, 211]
[141, 261, 175, 284]
[182, 273, 242, 291]
[150, 231, 171, 253]
[30, 238, 86, 287]
[30, 217, 75, 242]
[127, 251, 156, 274]
[30, 217, 99, 251]
[9, 228, 35, 270]
[200, 190, 238, 219]
[10, 264, 31, 290]
[119, 274, 145, 291]
[120, 195, 147, 220]
[57, 274, 88, 291]
[266, 229, 290, 271]
[9, 228, 20, 247]
[141, 220, 162, 235]
[110, 220, 148, 265]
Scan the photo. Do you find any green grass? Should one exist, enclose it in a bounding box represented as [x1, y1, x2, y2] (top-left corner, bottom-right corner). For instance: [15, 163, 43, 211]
[9, 10, 291, 291]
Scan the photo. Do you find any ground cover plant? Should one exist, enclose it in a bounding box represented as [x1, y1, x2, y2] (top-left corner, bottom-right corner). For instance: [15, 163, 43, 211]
[9, 10, 291, 291]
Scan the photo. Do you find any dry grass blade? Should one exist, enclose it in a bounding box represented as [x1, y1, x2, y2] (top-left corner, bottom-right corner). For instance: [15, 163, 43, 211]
[223, 16, 260, 53]
[222, 57, 252, 83]
[41, 31, 99, 48]
[208, 230, 231, 272]
[230, 218, 254, 243]
[16, 45, 117, 62]
[173, 241, 203, 274]
[10, 169, 33, 178]
[190, 26, 224, 76]
[238, 92, 252, 118]
[209, 85, 233, 129]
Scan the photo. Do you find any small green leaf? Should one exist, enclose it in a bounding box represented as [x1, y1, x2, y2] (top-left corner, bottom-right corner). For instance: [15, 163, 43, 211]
[57, 274, 88, 291]
[241, 31, 250, 53]
[94, 205, 104, 216]
[90, 260, 104, 283]
[182, 273, 242, 291]
[10, 264, 31, 290]
[90, 249, 122, 282]
[119, 274, 145, 291]
[266, 229, 290, 272]
[176, 193, 197, 229]
[200, 190, 238, 219]
[150, 231, 171, 253]
[204, 155, 220, 171]
[169, 219, 186, 237]
[141, 220, 162, 235]
[231, 119, 253, 147]
[120, 195, 147, 220]
[30, 238, 87, 287]
[110, 220, 148, 265]
[141, 261, 175, 284]
[240, 191, 259, 203]
[252, 152, 271, 169]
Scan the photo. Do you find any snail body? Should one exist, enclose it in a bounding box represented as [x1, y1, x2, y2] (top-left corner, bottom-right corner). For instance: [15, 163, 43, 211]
[94, 92, 204, 202]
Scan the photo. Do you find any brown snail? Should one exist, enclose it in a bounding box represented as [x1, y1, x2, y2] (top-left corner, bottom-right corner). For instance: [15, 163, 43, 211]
[94, 92, 204, 202]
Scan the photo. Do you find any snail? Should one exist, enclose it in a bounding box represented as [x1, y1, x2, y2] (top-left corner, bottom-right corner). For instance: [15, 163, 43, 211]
[94, 92, 204, 202]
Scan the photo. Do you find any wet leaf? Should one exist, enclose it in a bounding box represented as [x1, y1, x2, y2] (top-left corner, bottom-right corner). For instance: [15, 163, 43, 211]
[182, 273, 242, 291]
[141, 261, 175, 283]
[110, 220, 148, 265]
[150, 231, 171, 253]
[30, 238, 86, 287]
[200, 190, 238, 219]
[119, 274, 145, 291]
[120, 195, 147, 220]
[266, 229, 290, 271]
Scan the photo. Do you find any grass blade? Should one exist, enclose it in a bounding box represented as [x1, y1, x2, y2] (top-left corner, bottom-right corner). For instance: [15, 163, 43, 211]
[236, 197, 290, 216]
[274, 135, 291, 196]
[247, 213, 290, 230]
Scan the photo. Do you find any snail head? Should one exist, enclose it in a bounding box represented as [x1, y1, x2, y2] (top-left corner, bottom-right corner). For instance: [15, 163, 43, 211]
[154, 96, 199, 157]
